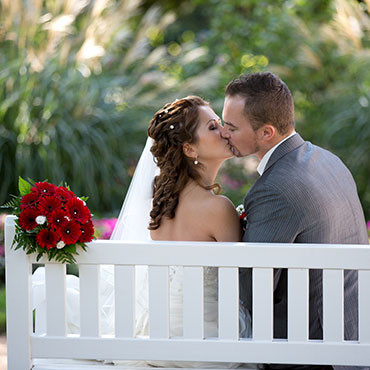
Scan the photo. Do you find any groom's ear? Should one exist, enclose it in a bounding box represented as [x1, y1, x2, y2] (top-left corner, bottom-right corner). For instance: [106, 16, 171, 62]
[183, 143, 197, 158]
[258, 124, 276, 142]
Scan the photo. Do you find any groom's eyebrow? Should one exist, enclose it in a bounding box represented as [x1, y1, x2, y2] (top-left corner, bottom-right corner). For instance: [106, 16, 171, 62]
[224, 121, 237, 128]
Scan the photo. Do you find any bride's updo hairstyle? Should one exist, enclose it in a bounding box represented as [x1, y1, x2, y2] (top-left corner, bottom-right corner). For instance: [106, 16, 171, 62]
[148, 96, 219, 230]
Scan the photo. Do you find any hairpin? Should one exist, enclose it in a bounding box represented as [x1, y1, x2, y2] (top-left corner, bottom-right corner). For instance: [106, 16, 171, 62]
[170, 125, 174, 130]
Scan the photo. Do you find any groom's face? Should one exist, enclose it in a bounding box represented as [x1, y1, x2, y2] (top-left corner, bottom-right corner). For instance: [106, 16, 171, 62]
[221, 95, 260, 157]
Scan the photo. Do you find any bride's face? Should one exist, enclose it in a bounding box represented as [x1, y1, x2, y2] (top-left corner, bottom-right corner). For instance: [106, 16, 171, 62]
[191, 105, 233, 162]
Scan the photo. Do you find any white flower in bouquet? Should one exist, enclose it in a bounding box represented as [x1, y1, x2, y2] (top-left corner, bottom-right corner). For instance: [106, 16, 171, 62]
[56, 241, 65, 249]
[36, 215, 47, 225]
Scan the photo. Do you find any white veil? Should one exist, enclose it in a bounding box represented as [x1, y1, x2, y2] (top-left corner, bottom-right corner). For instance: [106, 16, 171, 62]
[99, 137, 159, 336]
[110, 137, 159, 241]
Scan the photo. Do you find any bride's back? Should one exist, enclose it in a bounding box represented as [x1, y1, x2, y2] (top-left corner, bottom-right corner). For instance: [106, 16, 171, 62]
[150, 183, 240, 242]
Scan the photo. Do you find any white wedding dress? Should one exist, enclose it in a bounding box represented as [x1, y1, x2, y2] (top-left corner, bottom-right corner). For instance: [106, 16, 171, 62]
[32, 138, 258, 369]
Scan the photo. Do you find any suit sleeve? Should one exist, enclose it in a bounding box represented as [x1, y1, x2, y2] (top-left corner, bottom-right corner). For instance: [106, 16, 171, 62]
[240, 182, 301, 312]
[243, 182, 301, 243]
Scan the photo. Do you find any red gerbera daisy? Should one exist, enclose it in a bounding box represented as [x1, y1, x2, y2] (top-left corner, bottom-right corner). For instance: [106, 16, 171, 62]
[20, 192, 39, 209]
[31, 182, 57, 197]
[47, 208, 69, 230]
[56, 186, 75, 202]
[39, 196, 62, 215]
[79, 220, 95, 243]
[58, 220, 81, 245]
[36, 229, 59, 250]
[65, 198, 91, 224]
[18, 208, 39, 230]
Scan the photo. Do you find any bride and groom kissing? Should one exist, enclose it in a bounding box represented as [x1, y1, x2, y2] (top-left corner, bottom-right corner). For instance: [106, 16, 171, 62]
[111, 71, 368, 370]
[33, 72, 368, 370]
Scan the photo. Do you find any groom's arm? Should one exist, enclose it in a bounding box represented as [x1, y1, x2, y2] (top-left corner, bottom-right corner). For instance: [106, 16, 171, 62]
[240, 182, 301, 313]
[243, 182, 301, 244]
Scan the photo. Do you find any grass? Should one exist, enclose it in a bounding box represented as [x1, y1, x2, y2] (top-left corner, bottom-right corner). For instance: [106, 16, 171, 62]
[0, 285, 5, 333]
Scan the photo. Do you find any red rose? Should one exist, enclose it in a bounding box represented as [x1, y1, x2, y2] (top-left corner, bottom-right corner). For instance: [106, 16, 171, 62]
[36, 229, 59, 250]
[39, 196, 62, 215]
[18, 208, 39, 230]
[58, 220, 81, 245]
[47, 208, 68, 230]
[79, 220, 95, 243]
[20, 192, 39, 209]
[31, 182, 57, 197]
[56, 186, 75, 202]
[65, 198, 91, 224]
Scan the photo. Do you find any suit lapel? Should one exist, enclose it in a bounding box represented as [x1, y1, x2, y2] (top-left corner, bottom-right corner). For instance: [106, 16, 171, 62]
[263, 133, 305, 173]
[244, 134, 306, 207]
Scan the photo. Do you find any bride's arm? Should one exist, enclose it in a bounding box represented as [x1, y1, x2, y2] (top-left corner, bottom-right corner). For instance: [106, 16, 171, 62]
[210, 195, 242, 242]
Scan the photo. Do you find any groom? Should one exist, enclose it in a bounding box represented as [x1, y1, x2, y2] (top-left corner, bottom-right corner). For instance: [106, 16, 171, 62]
[221, 72, 369, 370]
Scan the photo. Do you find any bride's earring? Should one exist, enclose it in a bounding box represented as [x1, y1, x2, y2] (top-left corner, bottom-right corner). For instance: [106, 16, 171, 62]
[194, 156, 199, 165]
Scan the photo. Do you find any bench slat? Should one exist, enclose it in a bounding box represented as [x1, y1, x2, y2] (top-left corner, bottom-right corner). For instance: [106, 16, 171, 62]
[219, 267, 239, 340]
[5, 216, 32, 370]
[80, 265, 101, 337]
[30, 336, 370, 366]
[45, 264, 66, 336]
[288, 268, 309, 341]
[183, 266, 204, 339]
[149, 266, 169, 338]
[323, 269, 343, 342]
[253, 268, 273, 341]
[359, 270, 370, 343]
[115, 265, 135, 337]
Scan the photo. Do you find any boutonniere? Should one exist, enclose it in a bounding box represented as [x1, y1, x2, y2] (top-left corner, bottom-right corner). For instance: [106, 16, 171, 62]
[236, 204, 247, 232]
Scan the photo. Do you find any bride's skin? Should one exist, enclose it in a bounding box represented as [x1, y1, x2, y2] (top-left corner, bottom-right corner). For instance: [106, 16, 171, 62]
[150, 105, 241, 242]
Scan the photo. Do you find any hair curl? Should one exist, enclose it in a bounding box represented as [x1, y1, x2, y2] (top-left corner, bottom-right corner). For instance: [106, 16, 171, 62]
[147, 96, 219, 230]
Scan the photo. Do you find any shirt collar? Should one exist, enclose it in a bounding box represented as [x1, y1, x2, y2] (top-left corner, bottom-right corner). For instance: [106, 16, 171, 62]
[257, 131, 296, 176]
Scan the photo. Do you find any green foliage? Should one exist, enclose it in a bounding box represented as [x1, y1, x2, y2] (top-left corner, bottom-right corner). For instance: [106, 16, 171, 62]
[0, 285, 5, 333]
[0, 0, 220, 216]
[1, 0, 369, 220]
[193, 0, 370, 218]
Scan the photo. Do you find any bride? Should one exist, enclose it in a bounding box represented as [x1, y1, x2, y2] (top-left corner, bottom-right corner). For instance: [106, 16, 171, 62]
[110, 96, 256, 368]
[32, 96, 258, 369]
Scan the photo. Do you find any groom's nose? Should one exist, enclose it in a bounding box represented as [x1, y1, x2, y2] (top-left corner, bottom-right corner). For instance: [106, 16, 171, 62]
[219, 125, 230, 139]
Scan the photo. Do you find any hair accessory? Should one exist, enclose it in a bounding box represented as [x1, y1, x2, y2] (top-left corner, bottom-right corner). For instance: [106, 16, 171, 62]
[170, 124, 175, 130]
[164, 109, 169, 114]
[194, 156, 199, 165]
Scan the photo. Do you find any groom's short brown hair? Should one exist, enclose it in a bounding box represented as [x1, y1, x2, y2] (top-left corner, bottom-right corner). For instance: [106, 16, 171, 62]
[225, 72, 295, 134]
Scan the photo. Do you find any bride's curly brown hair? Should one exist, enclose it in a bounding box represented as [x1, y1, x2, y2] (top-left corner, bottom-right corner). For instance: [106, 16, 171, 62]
[148, 96, 220, 230]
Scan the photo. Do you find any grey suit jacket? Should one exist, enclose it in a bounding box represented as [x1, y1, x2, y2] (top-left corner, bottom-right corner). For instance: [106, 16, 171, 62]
[240, 134, 368, 367]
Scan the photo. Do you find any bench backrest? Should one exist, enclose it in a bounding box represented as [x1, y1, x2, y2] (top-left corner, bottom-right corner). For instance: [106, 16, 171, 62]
[5, 215, 370, 369]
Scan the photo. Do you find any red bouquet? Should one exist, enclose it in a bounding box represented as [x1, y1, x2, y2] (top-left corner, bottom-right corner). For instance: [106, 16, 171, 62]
[2, 177, 94, 263]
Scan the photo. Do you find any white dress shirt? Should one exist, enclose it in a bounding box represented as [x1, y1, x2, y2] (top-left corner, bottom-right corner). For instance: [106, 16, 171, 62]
[257, 131, 296, 176]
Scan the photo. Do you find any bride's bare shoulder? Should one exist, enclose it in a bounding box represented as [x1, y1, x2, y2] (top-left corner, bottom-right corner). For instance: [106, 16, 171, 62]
[197, 193, 241, 242]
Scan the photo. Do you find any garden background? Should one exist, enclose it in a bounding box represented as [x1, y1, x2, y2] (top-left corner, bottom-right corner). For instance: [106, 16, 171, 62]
[1, 0, 370, 333]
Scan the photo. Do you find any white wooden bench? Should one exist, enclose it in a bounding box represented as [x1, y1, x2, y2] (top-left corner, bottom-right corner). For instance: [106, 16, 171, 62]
[5, 215, 370, 369]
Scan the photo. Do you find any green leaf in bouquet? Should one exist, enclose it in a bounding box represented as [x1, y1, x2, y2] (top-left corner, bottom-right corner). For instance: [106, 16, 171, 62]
[36, 252, 43, 261]
[63, 244, 77, 254]
[1, 194, 21, 210]
[79, 196, 89, 202]
[19, 176, 32, 196]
